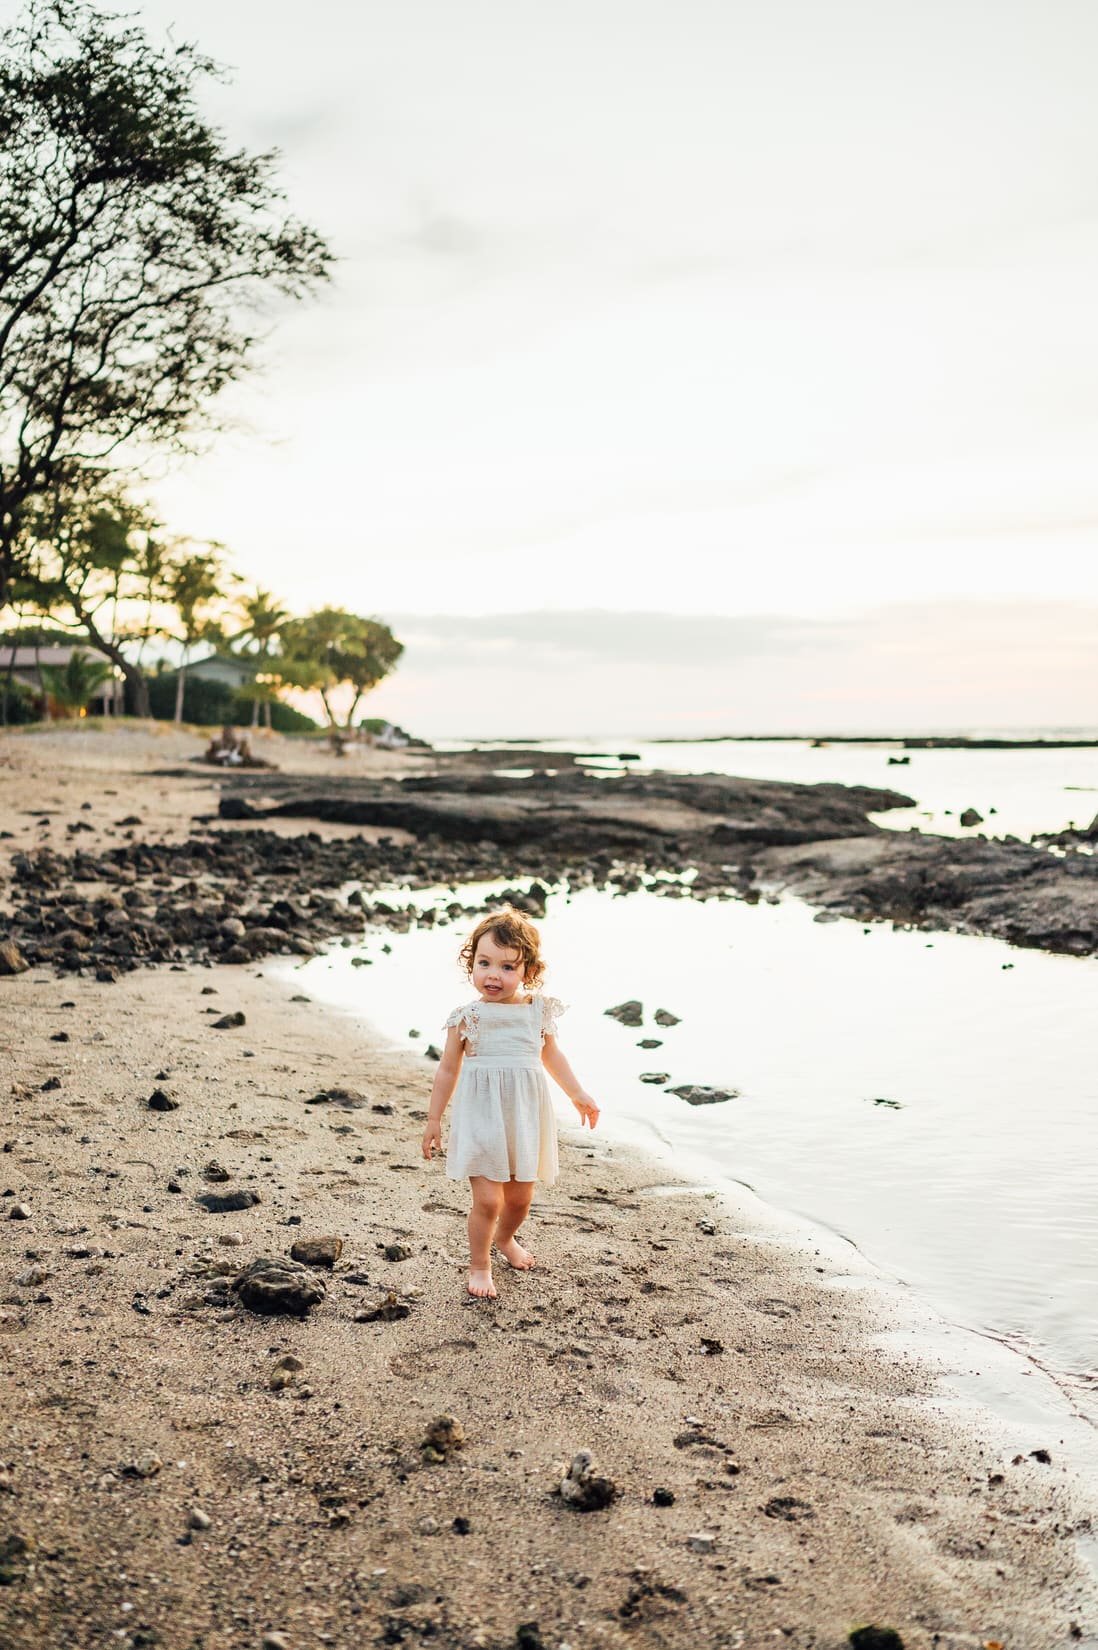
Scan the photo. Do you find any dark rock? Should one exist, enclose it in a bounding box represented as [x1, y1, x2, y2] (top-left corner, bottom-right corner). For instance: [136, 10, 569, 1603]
[605, 1000, 643, 1027]
[421, 1414, 465, 1462]
[667, 1085, 738, 1106]
[848, 1630, 905, 1650]
[639, 1071, 670, 1084]
[50, 1031, 69, 1042]
[637, 1038, 662, 1049]
[95, 968, 116, 983]
[652, 1487, 675, 1506]
[40, 1076, 62, 1092]
[959, 807, 983, 827]
[290, 1236, 343, 1267]
[355, 1290, 410, 1323]
[0, 940, 29, 976]
[202, 1159, 230, 1181]
[424, 1045, 442, 1061]
[231, 1256, 326, 1316]
[211, 1012, 245, 1029]
[196, 1188, 261, 1213]
[147, 1089, 178, 1112]
[306, 1086, 367, 1107]
[383, 1243, 411, 1262]
[653, 1008, 680, 1026]
[558, 1450, 620, 1511]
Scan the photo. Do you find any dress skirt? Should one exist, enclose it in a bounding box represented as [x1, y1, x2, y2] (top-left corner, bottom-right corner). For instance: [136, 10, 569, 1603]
[445, 1056, 560, 1185]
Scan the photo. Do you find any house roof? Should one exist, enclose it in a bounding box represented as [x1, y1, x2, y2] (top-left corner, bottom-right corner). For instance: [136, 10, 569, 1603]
[0, 645, 103, 668]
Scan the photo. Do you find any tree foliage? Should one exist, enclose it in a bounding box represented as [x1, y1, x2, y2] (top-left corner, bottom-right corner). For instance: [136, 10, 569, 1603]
[0, 0, 331, 603]
[278, 607, 404, 729]
[39, 646, 112, 714]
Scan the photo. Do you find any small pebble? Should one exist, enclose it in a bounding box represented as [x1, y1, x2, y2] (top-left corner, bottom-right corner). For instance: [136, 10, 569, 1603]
[189, 1508, 211, 1530]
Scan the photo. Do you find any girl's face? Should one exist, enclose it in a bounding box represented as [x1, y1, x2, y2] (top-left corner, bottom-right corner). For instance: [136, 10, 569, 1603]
[471, 932, 527, 1002]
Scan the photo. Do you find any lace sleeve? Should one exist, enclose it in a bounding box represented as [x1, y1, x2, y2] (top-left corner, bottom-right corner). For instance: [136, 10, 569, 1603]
[443, 1003, 478, 1053]
[540, 995, 568, 1040]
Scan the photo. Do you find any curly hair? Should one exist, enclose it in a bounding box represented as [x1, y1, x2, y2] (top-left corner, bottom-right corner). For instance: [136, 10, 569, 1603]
[458, 907, 546, 989]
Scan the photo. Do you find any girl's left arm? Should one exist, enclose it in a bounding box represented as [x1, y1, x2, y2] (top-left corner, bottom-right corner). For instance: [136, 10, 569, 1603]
[541, 1036, 600, 1130]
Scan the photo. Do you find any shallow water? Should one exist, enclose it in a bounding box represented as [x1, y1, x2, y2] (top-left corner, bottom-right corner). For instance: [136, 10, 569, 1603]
[288, 878, 1098, 1476]
[438, 734, 1098, 842]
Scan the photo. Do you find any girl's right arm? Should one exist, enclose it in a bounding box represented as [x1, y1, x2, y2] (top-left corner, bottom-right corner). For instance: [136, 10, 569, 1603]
[421, 1025, 465, 1159]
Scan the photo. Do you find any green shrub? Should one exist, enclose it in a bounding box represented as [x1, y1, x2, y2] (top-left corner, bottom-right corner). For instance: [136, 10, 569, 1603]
[148, 671, 317, 731]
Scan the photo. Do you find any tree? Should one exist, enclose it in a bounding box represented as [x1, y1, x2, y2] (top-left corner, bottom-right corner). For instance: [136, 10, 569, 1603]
[12, 471, 161, 715]
[278, 608, 403, 730]
[232, 585, 289, 728]
[162, 545, 231, 722]
[39, 647, 113, 716]
[0, 0, 331, 606]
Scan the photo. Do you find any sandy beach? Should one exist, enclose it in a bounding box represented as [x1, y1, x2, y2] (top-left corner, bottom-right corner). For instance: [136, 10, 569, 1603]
[1, 726, 1095, 1650]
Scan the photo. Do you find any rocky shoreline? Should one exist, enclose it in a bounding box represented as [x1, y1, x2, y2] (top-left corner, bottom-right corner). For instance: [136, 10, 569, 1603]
[3, 755, 1095, 981]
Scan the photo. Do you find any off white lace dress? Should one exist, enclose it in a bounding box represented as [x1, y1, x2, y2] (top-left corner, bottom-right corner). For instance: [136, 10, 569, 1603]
[443, 995, 566, 1185]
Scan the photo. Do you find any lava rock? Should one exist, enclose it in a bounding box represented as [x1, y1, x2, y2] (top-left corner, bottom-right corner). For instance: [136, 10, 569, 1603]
[421, 1414, 466, 1462]
[667, 1085, 738, 1106]
[196, 1188, 261, 1214]
[605, 1000, 643, 1027]
[147, 1089, 178, 1112]
[0, 940, 29, 976]
[959, 808, 984, 827]
[653, 1008, 681, 1026]
[211, 1011, 246, 1029]
[290, 1235, 343, 1268]
[231, 1256, 326, 1317]
[639, 1072, 670, 1084]
[558, 1450, 620, 1511]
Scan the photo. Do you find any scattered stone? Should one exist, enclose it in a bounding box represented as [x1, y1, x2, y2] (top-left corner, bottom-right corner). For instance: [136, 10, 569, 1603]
[424, 1044, 442, 1061]
[959, 807, 984, 827]
[762, 1496, 813, 1521]
[16, 1266, 48, 1287]
[0, 1532, 36, 1584]
[653, 1008, 680, 1026]
[666, 1085, 738, 1106]
[700, 1336, 724, 1355]
[9, 1204, 30, 1221]
[196, 1189, 260, 1214]
[421, 1414, 466, 1462]
[40, 1076, 62, 1092]
[50, 1031, 69, 1042]
[686, 1531, 716, 1552]
[290, 1236, 343, 1268]
[848, 1630, 905, 1650]
[451, 1515, 472, 1534]
[232, 1256, 326, 1317]
[652, 1487, 675, 1506]
[637, 1038, 663, 1049]
[417, 1515, 439, 1535]
[95, 968, 116, 984]
[306, 1086, 366, 1107]
[1030, 1448, 1052, 1464]
[0, 940, 29, 976]
[605, 1000, 643, 1027]
[211, 1010, 245, 1029]
[218, 1232, 245, 1247]
[121, 1451, 163, 1479]
[261, 1634, 290, 1650]
[383, 1243, 412, 1262]
[268, 1354, 305, 1391]
[558, 1451, 620, 1511]
[639, 1072, 670, 1084]
[188, 1507, 211, 1530]
[291, 994, 311, 1003]
[147, 1089, 178, 1112]
[355, 1291, 410, 1323]
[202, 1159, 230, 1182]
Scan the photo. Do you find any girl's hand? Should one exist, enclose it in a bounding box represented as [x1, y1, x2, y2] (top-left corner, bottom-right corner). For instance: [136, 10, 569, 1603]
[571, 1092, 600, 1131]
[422, 1120, 443, 1160]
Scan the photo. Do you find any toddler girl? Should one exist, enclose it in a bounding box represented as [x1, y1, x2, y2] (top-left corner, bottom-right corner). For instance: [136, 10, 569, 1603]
[421, 907, 600, 1299]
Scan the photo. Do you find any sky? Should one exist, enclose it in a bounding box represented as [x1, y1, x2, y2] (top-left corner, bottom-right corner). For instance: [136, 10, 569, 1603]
[7, 0, 1098, 735]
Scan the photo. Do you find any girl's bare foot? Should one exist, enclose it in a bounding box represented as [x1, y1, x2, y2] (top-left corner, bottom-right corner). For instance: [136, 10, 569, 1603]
[496, 1236, 536, 1270]
[467, 1266, 497, 1298]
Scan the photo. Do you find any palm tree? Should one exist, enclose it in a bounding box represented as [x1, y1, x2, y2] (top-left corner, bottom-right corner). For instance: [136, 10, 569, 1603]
[39, 651, 114, 718]
[163, 547, 231, 723]
[233, 586, 290, 728]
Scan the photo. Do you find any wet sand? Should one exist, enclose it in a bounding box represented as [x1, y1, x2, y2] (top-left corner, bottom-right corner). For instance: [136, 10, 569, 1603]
[1, 727, 1095, 1649]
